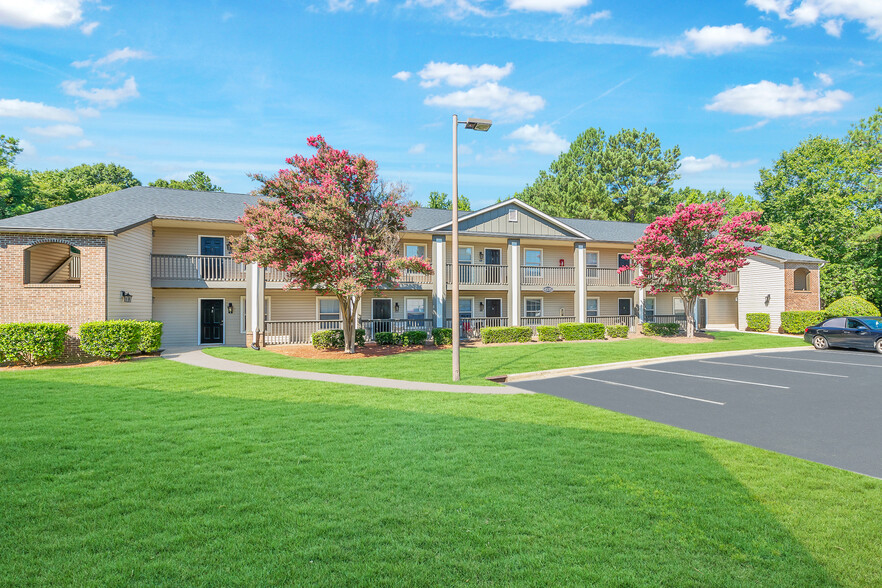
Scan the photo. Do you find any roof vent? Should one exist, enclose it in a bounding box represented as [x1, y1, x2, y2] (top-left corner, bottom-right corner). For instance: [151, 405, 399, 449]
[508, 209, 518, 222]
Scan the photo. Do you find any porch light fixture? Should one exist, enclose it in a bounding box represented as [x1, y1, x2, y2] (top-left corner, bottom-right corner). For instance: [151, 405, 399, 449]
[120, 291, 132, 303]
[452, 114, 493, 382]
[394, 302, 400, 312]
[479, 301, 484, 312]
[227, 302, 234, 314]
[478, 251, 484, 262]
[765, 294, 771, 305]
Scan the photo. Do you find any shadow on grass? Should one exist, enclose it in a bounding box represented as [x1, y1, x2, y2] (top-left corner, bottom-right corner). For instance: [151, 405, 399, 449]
[0, 361, 841, 586]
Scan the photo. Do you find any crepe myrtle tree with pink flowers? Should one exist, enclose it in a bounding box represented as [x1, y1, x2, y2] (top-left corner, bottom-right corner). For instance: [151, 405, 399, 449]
[230, 136, 432, 353]
[620, 201, 769, 338]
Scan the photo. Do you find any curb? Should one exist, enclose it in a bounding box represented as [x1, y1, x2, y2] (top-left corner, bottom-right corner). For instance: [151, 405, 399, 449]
[499, 345, 811, 383]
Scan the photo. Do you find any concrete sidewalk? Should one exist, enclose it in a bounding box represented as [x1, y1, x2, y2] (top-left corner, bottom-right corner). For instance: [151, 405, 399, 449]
[161, 348, 531, 395]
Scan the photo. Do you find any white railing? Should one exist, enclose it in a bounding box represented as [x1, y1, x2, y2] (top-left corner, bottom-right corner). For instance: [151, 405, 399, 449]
[445, 317, 509, 339]
[151, 255, 292, 283]
[585, 315, 637, 331]
[646, 314, 686, 331]
[586, 267, 635, 287]
[69, 254, 81, 280]
[264, 320, 343, 345]
[397, 269, 434, 285]
[521, 316, 577, 328]
[265, 266, 293, 283]
[446, 264, 508, 286]
[360, 318, 433, 340]
[520, 266, 575, 286]
[721, 271, 739, 287]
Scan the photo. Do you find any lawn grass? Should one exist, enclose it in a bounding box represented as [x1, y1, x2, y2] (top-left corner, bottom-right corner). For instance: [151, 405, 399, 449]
[205, 330, 809, 386]
[2, 359, 880, 586]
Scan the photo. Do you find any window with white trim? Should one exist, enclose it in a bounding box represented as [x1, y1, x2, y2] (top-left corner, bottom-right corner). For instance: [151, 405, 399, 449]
[586, 297, 599, 317]
[508, 209, 518, 222]
[673, 297, 686, 317]
[405, 297, 426, 321]
[586, 250, 599, 279]
[459, 297, 473, 319]
[458, 246, 473, 264]
[525, 297, 542, 318]
[405, 244, 426, 259]
[644, 297, 656, 322]
[318, 298, 341, 321]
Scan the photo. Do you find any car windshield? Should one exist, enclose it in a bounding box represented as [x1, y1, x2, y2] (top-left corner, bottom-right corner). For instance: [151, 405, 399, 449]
[860, 318, 882, 329]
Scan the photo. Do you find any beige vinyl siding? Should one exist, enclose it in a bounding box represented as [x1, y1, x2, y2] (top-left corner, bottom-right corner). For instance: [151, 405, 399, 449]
[442, 291, 509, 319]
[738, 256, 785, 331]
[595, 249, 630, 268]
[459, 204, 574, 237]
[445, 242, 508, 266]
[153, 288, 246, 347]
[526, 244, 573, 267]
[519, 292, 574, 318]
[707, 293, 737, 327]
[26, 242, 71, 283]
[106, 223, 152, 320]
[267, 290, 325, 320]
[152, 227, 243, 256]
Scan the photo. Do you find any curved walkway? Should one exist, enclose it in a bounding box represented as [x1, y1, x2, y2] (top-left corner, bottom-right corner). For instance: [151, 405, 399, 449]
[161, 348, 530, 395]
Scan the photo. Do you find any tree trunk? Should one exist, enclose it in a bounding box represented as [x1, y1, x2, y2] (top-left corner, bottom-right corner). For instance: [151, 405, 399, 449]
[337, 294, 360, 354]
[683, 296, 697, 338]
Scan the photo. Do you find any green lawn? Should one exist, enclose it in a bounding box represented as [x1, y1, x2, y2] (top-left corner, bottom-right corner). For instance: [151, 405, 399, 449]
[206, 331, 809, 386]
[2, 360, 880, 586]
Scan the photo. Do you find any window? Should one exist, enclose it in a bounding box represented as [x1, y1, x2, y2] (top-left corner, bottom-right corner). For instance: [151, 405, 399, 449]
[405, 298, 426, 320]
[586, 297, 599, 317]
[459, 297, 473, 319]
[644, 297, 656, 322]
[822, 317, 846, 328]
[24, 242, 81, 284]
[794, 268, 810, 291]
[524, 249, 542, 279]
[405, 244, 426, 259]
[240, 296, 271, 333]
[846, 319, 867, 329]
[586, 251, 599, 279]
[318, 298, 341, 322]
[525, 297, 542, 318]
[673, 298, 686, 317]
[508, 209, 518, 222]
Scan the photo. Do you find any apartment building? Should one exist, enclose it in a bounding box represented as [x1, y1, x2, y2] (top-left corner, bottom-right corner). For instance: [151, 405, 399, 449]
[0, 187, 824, 347]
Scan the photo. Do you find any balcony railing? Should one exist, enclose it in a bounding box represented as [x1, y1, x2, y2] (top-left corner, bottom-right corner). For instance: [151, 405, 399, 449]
[521, 316, 577, 329]
[446, 264, 508, 286]
[445, 317, 509, 340]
[586, 267, 635, 287]
[151, 255, 292, 283]
[721, 271, 739, 287]
[645, 314, 687, 331]
[397, 269, 433, 285]
[360, 318, 433, 340]
[520, 266, 575, 287]
[585, 315, 637, 331]
[264, 320, 342, 345]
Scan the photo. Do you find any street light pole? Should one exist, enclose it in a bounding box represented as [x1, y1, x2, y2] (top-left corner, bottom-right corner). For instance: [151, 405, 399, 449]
[451, 115, 492, 382]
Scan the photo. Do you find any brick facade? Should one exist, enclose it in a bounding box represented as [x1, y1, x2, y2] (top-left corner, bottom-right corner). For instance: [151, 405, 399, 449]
[784, 264, 821, 311]
[0, 234, 107, 342]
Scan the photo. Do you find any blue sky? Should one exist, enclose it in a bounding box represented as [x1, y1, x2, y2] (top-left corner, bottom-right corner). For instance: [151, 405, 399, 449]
[1, 0, 881, 208]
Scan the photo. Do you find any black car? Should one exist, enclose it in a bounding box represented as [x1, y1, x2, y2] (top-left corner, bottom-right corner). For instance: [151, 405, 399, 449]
[804, 316, 882, 353]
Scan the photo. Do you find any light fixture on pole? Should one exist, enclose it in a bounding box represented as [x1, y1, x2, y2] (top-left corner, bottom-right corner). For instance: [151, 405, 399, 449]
[452, 115, 492, 382]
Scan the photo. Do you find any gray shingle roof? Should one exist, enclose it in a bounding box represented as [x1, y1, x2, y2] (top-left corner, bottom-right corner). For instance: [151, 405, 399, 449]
[0, 186, 824, 263]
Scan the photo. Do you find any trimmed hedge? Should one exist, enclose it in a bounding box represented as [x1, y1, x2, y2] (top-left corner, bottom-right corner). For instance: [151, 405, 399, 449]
[139, 321, 163, 353]
[0, 322, 69, 366]
[401, 330, 428, 347]
[746, 313, 770, 332]
[605, 324, 629, 338]
[642, 322, 680, 337]
[80, 320, 142, 360]
[559, 322, 605, 341]
[375, 332, 398, 345]
[481, 326, 532, 344]
[312, 329, 366, 350]
[432, 328, 453, 346]
[780, 311, 827, 334]
[537, 325, 561, 342]
[825, 296, 880, 317]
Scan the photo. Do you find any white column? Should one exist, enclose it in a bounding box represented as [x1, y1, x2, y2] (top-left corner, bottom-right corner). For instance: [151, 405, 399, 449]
[636, 265, 645, 323]
[433, 235, 446, 328]
[246, 263, 265, 346]
[575, 242, 586, 323]
[508, 238, 520, 326]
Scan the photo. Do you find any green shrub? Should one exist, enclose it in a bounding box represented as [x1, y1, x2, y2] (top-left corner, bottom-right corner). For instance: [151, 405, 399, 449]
[0, 322, 69, 366]
[559, 322, 605, 341]
[481, 326, 532, 344]
[312, 329, 366, 349]
[780, 311, 827, 334]
[79, 320, 141, 360]
[537, 325, 561, 342]
[375, 332, 399, 345]
[642, 322, 680, 337]
[745, 313, 770, 332]
[401, 330, 428, 347]
[824, 296, 880, 317]
[605, 324, 629, 338]
[431, 328, 453, 346]
[139, 321, 163, 352]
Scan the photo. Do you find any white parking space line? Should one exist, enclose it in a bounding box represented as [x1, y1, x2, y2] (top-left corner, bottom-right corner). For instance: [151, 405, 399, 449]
[632, 367, 790, 389]
[754, 355, 882, 369]
[571, 375, 725, 405]
[697, 360, 848, 378]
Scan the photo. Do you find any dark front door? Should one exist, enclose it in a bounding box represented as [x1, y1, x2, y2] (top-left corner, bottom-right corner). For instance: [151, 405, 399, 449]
[618, 298, 632, 316]
[200, 237, 226, 280]
[697, 299, 708, 330]
[372, 299, 392, 338]
[485, 299, 502, 323]
[200, 299, 224, 344]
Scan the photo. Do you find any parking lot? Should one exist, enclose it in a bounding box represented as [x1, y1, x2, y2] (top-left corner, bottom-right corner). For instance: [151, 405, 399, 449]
[509, 347, 882, 478]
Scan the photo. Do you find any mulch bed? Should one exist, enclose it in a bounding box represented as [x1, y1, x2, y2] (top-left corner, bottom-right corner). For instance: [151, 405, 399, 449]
[0, 353, 159, 371]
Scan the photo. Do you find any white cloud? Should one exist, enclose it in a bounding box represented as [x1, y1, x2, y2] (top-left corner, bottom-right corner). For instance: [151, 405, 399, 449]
[408, 143, 426, 154]
[72, 47, 151, 69]
[680, 154, 760, 174]
[506, 124, 569, 154]
[18, 138, 36, 156]
[0, 98, 78, 122]
[79, 20, 98, 34]
[403, 0, 490, 19]
[578, 10, 611, 26]
[507, 0, 590, 13]
[706, 79, 852, 117]
[655, 24, 775, 57]
[326, 0, 354, 10]
[424, 82, 545, 121]
[393, 70, 412, 82]
[418, 61, 514, 88]
[76, 106, 100, 118]
[0, 0, 82, 27]
[67, 139, 94, 149]
[814, 71, 833, 86]
[733, 119, 770, 132]
[850, 58, 865, 66]
[748, 0, 882, 39]
[25, 123, 83, 138]
[61, 76, 139, 107]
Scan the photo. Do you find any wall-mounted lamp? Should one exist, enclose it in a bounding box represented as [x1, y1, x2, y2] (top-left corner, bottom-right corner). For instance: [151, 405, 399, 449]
[764, 294, 771, 305]
[478, 251, 484, 262]
[479, 301, 484, 312]
[560, 308, 565, 316]
[394, 302, 400, 312]
[227, 302, 234, 314]
[120, 291, 133, 303]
